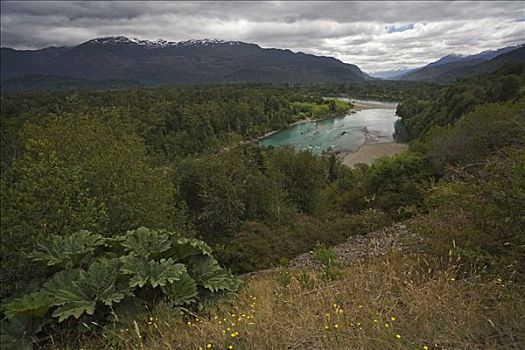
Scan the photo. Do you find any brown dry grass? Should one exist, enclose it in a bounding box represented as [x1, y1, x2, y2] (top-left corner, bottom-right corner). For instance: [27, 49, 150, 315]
[73, 251, 525, 350]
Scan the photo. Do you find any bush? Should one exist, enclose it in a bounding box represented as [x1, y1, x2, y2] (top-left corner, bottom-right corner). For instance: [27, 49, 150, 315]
[424, 102, 525, 174]
[419, 147, 525, 278]
[1, 227, 239, 349]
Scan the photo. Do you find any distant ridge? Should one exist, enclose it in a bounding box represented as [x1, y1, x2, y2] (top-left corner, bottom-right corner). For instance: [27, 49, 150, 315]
[368, 67, 418, 80]
[399, 44, 525, 83]
[0, 36, 370, 91]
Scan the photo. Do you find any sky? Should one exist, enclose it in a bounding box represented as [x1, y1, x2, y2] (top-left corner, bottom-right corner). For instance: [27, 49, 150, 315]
[1, 1, 524, 72]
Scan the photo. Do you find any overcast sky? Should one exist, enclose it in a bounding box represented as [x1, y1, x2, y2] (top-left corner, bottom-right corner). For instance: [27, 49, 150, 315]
[1, 1, 523, 72]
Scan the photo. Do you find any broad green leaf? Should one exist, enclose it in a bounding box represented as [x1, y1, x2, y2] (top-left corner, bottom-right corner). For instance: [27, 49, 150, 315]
[162, 271, 198, 306]
[170, 237, 212, 261]
[3, 290, 52, 319]
[42, 260, 130, 322]
[84, 258, 131, 306]
[51, 301, 96, 322]
[1, 316, 34, 350]
[43, 269, 90, 305]
[120, 256, 186, 288]
[201, 269, 238, 293]
[120, 227, 171, 258]
[190, 256, 238, 292]
[42, 269, 93, 321]
[28, 235, 67, 267]
[190, 256, 222, 281]
[29, 230, 105, 268]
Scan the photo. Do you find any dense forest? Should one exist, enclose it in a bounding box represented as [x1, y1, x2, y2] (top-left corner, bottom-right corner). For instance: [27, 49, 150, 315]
[1, 64, 524, 349]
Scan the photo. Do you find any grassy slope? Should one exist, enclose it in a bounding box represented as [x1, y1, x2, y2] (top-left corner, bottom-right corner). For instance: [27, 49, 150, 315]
[74, 243, 524, 349]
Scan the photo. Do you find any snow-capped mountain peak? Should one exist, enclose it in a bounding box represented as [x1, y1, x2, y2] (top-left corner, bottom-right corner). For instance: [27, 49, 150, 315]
[83, 36, 243, 48]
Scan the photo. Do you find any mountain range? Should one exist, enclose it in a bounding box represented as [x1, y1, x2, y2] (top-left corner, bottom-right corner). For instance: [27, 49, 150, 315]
[1, 37, 523, 92]
[0, 36, 370, 91]
[398, 44, 524, 83]
[369, 44, 524, 83]
[368, 67, 418, 80]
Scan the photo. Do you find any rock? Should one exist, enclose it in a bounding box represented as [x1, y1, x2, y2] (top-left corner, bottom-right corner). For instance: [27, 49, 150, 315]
[289, 223, 422, 269]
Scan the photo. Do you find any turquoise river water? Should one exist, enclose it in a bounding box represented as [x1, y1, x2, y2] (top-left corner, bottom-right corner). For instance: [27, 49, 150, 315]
[258, 99, 399, 154]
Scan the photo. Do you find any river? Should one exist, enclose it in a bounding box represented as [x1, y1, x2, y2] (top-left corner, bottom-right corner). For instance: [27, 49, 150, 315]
[258, 99, 400, 155]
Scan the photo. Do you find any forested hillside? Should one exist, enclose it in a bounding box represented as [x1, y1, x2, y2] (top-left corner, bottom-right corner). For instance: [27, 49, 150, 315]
[1, 64, 524, 349]
[400, 45, 525, 83]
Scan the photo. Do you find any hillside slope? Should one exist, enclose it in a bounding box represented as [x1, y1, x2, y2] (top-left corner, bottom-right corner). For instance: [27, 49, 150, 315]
[401, 45, 524, 83]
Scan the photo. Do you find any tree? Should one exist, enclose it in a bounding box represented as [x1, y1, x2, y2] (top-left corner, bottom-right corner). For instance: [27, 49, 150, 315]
[1, 112, 177, 297]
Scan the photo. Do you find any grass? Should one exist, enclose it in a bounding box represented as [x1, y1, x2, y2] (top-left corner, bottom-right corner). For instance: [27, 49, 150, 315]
[69, 249, 525, 350]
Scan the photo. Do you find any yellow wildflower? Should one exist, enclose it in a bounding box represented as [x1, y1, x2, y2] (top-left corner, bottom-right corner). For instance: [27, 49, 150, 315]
[390, 316, 396, 321]
[396, 334, 401, 339]
[207, 344, 212, 349]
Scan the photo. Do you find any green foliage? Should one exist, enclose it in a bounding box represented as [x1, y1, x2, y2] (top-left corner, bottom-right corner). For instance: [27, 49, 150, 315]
[421, 147, 525, 276]
[269, 148, 329, 213]
[3, 291, 52, 320]
[162, 271, 199, 306]
[2, 227, 238, 347]
[171, 237, 213, 260]
[190, 256, 238, 293]
[29, 230, 105, 268]
[121, 257, 186, 288]
[1, 316, 48, 350]
[0, 113, 177, 298]
[396, 63, 525, 140]
[423, 102, 525, 173]
[312, 243, 338, 266]
[120, 227, 172, 258]
[312, 243, 342, 280]
[43, 269, 98, 322]
[364, 151, 431, 217]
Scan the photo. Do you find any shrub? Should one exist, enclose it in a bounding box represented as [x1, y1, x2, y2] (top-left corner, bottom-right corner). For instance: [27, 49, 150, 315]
[1, 227, 239, 349]
[312, 243, 342, 280]
[420, 147, 525, 278]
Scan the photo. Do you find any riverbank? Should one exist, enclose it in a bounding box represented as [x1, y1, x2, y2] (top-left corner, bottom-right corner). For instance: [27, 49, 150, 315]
[339, 142, 408, 167]
[255, 116, 314, 141]
[255, 99, 389, 142]
[351, 100, 397, 111]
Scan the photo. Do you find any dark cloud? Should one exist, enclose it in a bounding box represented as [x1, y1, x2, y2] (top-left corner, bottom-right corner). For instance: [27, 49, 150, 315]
[1, 1, 524, 71]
